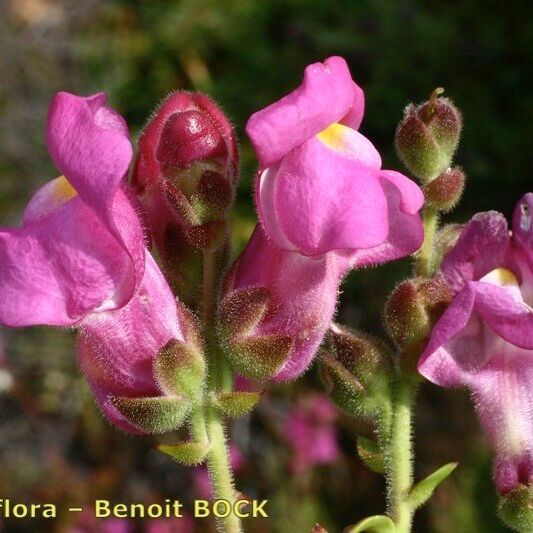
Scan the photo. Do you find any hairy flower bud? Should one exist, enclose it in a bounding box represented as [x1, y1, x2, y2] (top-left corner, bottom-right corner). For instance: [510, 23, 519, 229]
[328, 324, 392, 388]
[395, 89, 462, 182]
[423, 167, 465, 212]
[385, 277, 451, 373]
[320, 324, 392, 417]
[133, 91, 238, 252]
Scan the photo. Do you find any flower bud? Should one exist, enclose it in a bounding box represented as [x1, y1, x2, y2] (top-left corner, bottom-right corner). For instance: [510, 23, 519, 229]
[395, 89, 462, 182]
[328, 324, 392, 388]
[423, 167, 465, 212]
[133, 91, 238, 251]
[385, 276, 451, 373]
[319, 325, 392, 417]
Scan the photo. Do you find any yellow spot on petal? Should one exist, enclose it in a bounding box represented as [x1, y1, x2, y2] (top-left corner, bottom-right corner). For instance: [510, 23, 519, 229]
[53, 175, 77, 202]
[316, 122, 354, 151]
[481, 268, 519, 287]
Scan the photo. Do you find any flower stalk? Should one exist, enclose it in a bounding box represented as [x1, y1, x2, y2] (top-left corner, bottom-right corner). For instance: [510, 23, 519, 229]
[416, 206, 439, 277]
[387, 376, 416, 533]
[200, 249, 242, 533]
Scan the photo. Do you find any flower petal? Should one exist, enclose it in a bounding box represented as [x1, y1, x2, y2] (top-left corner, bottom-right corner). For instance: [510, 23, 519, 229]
[471, 280, 533, 349]
[418, 285, 478, 386]
[246, 56, 364, 168]
[224, 226, 342, 381]
[441, 211, 511, 293]
[341, 171, 424, 268]
[77, 253, 186, 433]
[46, 92, 144, 311]
[46, 92, 132, 217]
[0, 190, 139, 327]
[257, 136, 389, 255]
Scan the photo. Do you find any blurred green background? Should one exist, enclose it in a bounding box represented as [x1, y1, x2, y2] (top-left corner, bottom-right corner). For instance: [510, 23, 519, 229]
[0, 0, 531, 531]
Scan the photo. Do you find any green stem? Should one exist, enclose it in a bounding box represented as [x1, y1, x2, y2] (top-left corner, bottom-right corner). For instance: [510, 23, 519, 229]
[200, 249, 242, 533]
[387, 378, 416, 533]
[205, 404, 242, 533]
[416, 206, 439, 277]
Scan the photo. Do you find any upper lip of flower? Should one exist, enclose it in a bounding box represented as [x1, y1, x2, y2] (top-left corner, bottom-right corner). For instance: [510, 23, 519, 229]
[0, 91, 146, 327]
[246, 56, 365, 169]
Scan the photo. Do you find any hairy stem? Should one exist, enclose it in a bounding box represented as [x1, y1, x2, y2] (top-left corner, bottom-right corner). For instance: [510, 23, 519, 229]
[387, 378, 416, 533]
[205, 403, 242, 533]
[416, 206, 439, 277]
[201, 249, 242, 533]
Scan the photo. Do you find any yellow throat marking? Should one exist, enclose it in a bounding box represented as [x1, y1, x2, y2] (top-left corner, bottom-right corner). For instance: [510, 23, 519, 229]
[316, 122, 352, 151]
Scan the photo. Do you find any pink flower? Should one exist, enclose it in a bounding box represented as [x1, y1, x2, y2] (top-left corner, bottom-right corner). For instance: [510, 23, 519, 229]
[284, 393, 340, 474]
[0, 92, 189, 433]
[419, 194, 533, 494]
[218, 57, 423, 382]
[247, 56, 424, 258]
[220, 226, 346, 381]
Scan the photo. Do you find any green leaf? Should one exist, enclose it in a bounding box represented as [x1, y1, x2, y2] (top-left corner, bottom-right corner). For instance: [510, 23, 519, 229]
[158, 441, 210, 466]
[357, 436, 385, 474]
[344, 515, 395, 533]
[112, 396, 191, 434]
[407, 462, 458, 509]
[215, 391, 263, 417]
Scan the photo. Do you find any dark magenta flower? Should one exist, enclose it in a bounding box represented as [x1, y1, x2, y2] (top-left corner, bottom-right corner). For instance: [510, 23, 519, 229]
[133, 91, 238, 251]
[419, 194, 533, 494]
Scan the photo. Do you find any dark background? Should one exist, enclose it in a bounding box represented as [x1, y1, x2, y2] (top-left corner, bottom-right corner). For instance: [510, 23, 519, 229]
[0, 0, 531, 531]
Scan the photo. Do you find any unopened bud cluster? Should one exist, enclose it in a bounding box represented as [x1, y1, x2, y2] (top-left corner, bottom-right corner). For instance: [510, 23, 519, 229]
[395, 89, 464, 212]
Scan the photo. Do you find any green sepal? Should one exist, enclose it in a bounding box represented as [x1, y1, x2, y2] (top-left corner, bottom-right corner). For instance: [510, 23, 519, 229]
[158, 441, 210, 466]
[357, 436, 385, 474]
[191, 169, 233, 222]
[407, 462, 458, 509]
[155, 339, 205, 402]
[320, 353, 364, 414]
[344, 514, 395, 533]
[214, 391, 263, 418]
[111, 396, 191, 434]
[224, 333, 292, 380]
[497, 485, 533, 533]
[218, 286, 270, 339]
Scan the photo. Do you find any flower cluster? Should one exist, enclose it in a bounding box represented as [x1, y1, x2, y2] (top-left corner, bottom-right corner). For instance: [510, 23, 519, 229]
[1, 52, 530, 531]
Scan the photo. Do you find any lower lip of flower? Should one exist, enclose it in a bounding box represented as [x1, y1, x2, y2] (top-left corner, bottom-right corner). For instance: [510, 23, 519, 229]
[480, 267, 532, 310]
